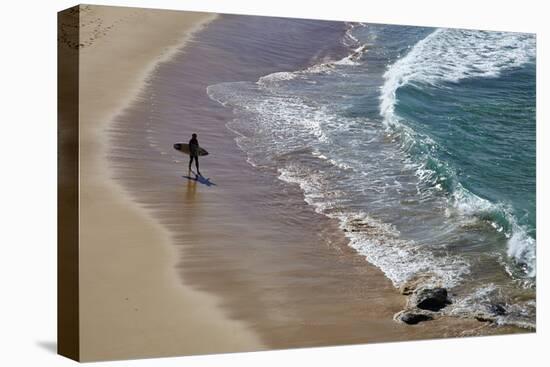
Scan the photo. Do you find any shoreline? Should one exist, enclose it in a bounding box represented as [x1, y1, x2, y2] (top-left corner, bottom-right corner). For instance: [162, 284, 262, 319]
[78, 6, 264, 361]
[108, 13, 527, 353]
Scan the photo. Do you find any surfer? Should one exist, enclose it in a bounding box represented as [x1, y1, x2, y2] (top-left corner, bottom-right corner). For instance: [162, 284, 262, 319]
[188, 133, 201, 176]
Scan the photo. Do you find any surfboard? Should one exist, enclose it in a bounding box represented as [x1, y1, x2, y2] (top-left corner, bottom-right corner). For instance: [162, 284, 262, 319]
[173, 143, 209, 156]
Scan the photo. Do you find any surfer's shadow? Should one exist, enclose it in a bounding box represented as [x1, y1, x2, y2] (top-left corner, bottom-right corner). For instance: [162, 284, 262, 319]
[183, 175, 217, 187]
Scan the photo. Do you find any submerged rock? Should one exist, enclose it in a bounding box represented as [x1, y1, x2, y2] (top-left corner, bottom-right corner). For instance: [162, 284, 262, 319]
[489, 303, 507, 316]
[415, 288, 451, 312]
[475, 303, 508, 322]
[395, 286, 452, 326]
[395, 310, 434, 325]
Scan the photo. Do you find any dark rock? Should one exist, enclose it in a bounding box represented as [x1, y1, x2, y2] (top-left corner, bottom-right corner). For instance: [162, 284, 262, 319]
[398, 311, 433, 325]
[475, 303, 507, 322]
[475, 315, 492, 323]
[489, 303, 507, 316]
[415, 288, 451, 311]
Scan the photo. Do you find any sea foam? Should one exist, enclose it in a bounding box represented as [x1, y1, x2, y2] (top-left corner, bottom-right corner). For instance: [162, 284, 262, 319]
[379, 28, 536, 277]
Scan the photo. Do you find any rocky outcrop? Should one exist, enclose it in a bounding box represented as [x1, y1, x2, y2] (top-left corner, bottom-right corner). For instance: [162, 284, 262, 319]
[474, 303, 508, 322]
[395, 286, 453, 325]
[489, 303, 507, 316]
[413, 287, 451, 312]
[395, 310, 434, 325]
[399, 274, 435, 295]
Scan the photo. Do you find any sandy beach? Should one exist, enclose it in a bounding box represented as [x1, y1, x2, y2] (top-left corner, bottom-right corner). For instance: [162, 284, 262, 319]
[76, 5, 264, 361]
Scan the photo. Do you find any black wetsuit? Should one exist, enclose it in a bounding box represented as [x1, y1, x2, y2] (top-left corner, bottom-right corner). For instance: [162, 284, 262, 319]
[188, 137, 200, 174]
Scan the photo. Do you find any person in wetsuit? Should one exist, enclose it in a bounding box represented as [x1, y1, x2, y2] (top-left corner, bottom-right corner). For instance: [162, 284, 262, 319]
[188, 133, 201, 176]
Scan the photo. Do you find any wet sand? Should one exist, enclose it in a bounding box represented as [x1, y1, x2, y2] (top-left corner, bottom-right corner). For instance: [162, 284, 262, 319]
[77, 5, 264, 361]
[108, 13, 525, 354]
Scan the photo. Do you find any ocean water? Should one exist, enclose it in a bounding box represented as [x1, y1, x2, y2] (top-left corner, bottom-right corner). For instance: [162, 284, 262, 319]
[207, 23, 536, 328]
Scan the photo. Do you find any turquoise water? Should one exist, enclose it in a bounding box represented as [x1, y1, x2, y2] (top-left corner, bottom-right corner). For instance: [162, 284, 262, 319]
[379, 28, 536, 278]
[393, 64, 536, 268]
[208, 24, 536, 328]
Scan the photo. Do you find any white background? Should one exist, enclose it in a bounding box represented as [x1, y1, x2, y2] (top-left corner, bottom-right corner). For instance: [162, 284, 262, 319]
[1, 0, 547, 365]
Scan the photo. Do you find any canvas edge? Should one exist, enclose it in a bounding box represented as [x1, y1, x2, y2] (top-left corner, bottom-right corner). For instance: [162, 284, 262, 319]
[57, 4, 81, 362]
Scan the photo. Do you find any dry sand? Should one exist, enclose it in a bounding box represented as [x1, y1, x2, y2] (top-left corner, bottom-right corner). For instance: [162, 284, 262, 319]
[77, 5, 264, 361]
